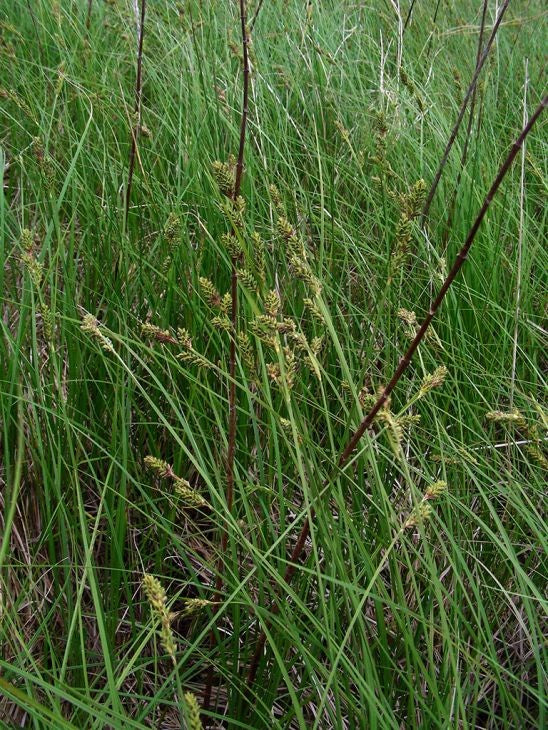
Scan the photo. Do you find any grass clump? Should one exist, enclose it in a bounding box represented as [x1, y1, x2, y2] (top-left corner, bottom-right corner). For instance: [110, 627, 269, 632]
[0, 1, 546, 728]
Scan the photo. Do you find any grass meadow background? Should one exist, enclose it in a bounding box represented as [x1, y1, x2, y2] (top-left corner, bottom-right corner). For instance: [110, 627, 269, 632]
[0, 0, 546, 727]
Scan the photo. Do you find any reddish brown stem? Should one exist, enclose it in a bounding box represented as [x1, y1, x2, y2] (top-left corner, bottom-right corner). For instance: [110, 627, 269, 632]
[124, 0, 146, 226]
[246, 94, 547, 688]
[250, 0, 265, 30]
[403, 0, 418, 32]
[86, 0, 93, 30]
[443, 0, 489, 243]
[203, 0, 250, 716]
[421, 0, 510, 221]
[233, 0, 249, 202]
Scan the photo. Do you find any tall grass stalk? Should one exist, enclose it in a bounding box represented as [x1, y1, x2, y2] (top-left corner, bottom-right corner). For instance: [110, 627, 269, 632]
[124, 0, 146, 226]
[421, 0, 510, 220]
[510, 59, 529, 410]
[443, 0, 489, 241]
[203, 0, 250, 715]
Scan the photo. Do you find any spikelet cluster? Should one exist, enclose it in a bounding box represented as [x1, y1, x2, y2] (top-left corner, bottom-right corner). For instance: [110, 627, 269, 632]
[418, 366, 448, 397]
[373, 402, 420, 458]
[486, 408, 547, 469]
[21, 228, 42, 284]
[21, 230, 56, 344]
[212, 157, 235, 198]
[453, 68, 463, 96]
[221, 231, 243, 261]
[183, 692, 203, 730]
[181, 598, 214, 618]
[162, 212, 180, 272]
[403, 179, 427, 220]
[174, 478, 209, 508]
[144, 455, 173, 479]
[436, 256, 447, 284]
[399, 413, 421, 433]
[249, 289, 324, 385]
[227, 29, 242, 60]
[279, 417, 292, 433]
[358, 385, 375, 408]
[213, 156, 247, 269]
[405, 480, 447, 528]
[424, 480, 448, 500]
[145, 454, 209, 508]
[177, 328, 211, 369]
[486, 409, 525, 426]
[430, 447, 478, 466]
[370, 109, 396, 183]
[249, 314, 278, 349]
[389, 179, 426, 281]
[397, 307, 439, 347]
[199, 277, 222, 308]
[305, 335, 324, 374]
[140, 322, 177, 344]
[139, 123, 151, 138]
[264, 289, 280, 317]
[269, 184, 284, 213]
[0, 88, 33, 120]
[21, 249, 43, 288]
[266, 346, 298, 390]
[276, 216, 322, 296]
[404, 501, 433, 528]
[303, 296, 325, 325]
[40, 304, 55, 342]
[400, 68, 426, 112]
[211, 315, 232, 332]
[32, 137, 55, 190]
[142, 574, 177, 664]
[377, 407, 404, 457]
[0, 34, 15, 58]
[21, 228, 34, 252]
[358, 366, 445, 455]
[389, 216, 413, 279]
[226, 195, 246, 230]
[397, 308, 417, 335]
[55, 61, 66, 96]
[238, 267, 259, 294]
[246, 190, 327, 386]
[219, 292, 232, 315]
[335, 119, 351, 145]
[237, 332, 256, 373]
[81, 313, 114, 353]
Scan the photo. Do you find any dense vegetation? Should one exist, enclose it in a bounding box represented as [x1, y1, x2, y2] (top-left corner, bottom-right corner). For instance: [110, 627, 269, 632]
[0, 1, 546, 727]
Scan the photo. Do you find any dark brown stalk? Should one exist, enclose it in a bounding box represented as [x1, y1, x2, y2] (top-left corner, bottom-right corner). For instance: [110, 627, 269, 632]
[250, 0, 265, 30]
[86, 0, 93, 30]
[246, 95, 547, 688]
[124, 0, 146, 226]
[424, 0, 442, 61]
[442, 0, 488, 243]
[403, 0, 418, 32]
[421, 0, 510, 222]
[203, 0, 250, 716]
[233, 0, 249, 201]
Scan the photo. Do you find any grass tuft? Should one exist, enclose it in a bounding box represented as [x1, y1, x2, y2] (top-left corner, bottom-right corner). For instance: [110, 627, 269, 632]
[0, 1, 546, 728]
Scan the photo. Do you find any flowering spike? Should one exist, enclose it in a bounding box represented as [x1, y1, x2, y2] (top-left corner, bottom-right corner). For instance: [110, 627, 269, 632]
[142, 574, 177, 663]
[419, 366, 448, 396]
